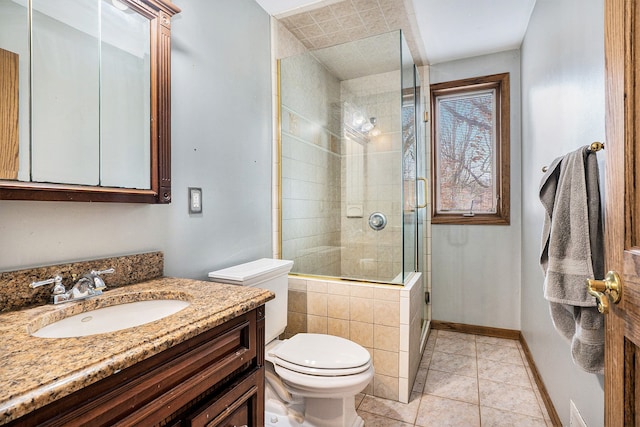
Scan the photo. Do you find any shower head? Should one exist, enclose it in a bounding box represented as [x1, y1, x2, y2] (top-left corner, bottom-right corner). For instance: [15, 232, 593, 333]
[361, 117, 376, 133]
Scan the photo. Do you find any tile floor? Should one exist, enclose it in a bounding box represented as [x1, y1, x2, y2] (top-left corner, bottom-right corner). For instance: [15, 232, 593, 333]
[355, 329, 555, 426]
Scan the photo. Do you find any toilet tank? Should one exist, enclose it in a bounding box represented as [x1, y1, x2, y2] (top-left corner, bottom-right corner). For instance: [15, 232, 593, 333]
[208, 258, 293, 343]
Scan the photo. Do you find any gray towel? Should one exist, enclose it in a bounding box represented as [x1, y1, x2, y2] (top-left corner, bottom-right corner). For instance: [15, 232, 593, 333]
[539, 146, 604, 374]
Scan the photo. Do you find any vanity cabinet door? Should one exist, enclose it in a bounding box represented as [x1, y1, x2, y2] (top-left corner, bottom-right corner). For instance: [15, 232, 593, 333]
[187, 368, 262, 427]
[218, 404, 249, 427]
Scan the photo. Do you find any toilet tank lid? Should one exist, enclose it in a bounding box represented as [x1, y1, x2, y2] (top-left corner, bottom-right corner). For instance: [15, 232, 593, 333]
[208, 258, 294, 285]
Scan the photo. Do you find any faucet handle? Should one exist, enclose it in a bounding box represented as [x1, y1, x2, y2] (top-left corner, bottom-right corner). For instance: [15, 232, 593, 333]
[30, 275, 63, 289]
[30, 275, 67, 297]
[91, 268, 115, 276]
[88, 268, 114, 290]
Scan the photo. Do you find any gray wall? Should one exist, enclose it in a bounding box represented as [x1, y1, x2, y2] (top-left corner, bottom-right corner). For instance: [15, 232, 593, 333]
[0, 0, 273, 279]
[429, 50, 522, 330]
[520, 0, 605, 425]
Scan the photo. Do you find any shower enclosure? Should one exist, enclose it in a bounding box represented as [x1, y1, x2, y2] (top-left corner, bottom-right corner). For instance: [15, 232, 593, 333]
[279, 30, 424, 285]
[277, 30, 428, 403]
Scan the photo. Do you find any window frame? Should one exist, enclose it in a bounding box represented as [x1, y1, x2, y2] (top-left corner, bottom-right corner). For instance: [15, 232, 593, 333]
[430, 72, 510, 225]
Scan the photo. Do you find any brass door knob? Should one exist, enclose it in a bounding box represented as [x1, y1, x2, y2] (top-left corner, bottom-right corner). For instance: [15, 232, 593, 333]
[586, 271, 622, 314]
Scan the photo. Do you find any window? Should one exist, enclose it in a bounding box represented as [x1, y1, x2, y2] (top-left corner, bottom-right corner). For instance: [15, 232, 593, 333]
[430, 73, 510, 225]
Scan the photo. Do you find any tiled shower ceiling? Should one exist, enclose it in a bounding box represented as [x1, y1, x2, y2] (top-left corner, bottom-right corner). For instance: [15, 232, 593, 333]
[311, 31, 401, 80]
[275, 0, 427, 65]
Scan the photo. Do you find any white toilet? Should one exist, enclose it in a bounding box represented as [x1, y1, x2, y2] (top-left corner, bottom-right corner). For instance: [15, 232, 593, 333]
[208, 258, 374, 427]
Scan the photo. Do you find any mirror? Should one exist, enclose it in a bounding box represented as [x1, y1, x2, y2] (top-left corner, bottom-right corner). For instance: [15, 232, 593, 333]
[0, 0, 180, 203]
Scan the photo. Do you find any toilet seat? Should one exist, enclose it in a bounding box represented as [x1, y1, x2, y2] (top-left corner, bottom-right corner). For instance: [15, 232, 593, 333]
[272, 356, 370, 376]
[269, 333, 370, 376]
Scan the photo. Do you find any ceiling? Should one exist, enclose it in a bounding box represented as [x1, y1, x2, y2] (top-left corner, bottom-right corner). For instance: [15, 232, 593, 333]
[254, 0, 537, 65]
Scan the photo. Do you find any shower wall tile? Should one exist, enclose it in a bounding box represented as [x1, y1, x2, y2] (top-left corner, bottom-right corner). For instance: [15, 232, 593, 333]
[288, 277, 307, 290]
[374, 374, 399, 401]
[374, 299, 400, 326]
[400, 294, 410, 326]
[350, 320, 374, 348]
[308, 314, 328, 334]
[374, 286, 400, 302]
[350, 284, 374, 298]
[307, 280, 327, 293]
[399, 348, 409, 378]
[286, 311, 307, 338]
[350, 296, 374, 323]
[374, 349, 399, 377]
[289, 289, 307, 313]
[398, 377, 410, 403]
[285, 282, 308, 339]
[399, 323, 410, 353]
[307, 291, 328, 316]
[327, 294, 350, 319]
[375, 324, 400, 352]
[327, 281, 350, 295]
[328, 317, 350, 339]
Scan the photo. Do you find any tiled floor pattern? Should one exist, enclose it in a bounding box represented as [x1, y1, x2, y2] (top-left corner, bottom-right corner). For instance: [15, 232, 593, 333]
[355, 330, 555, 426]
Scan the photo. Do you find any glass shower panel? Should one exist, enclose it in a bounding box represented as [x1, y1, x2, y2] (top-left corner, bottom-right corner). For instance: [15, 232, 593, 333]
[280, 30, 414, 284]
[280, 51, 343, 278]
[401, 33, 417, 282]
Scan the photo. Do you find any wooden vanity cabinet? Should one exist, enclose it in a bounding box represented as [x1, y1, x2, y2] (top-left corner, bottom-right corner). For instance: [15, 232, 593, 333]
[9, 306, 266, 427]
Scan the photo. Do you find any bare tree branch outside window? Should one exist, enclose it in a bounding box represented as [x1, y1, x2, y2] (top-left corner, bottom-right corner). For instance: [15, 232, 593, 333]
[436, 90, 496, 213]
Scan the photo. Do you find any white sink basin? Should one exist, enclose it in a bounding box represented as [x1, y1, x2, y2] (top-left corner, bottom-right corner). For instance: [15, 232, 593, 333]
[32, 300, 190, 338]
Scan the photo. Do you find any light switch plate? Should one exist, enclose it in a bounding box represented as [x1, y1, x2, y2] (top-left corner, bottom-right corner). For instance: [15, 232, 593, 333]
[188, 187, 202, 214]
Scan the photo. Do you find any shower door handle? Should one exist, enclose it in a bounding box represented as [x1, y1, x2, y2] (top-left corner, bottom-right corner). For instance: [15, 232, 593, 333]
[416, 177, 428, 209]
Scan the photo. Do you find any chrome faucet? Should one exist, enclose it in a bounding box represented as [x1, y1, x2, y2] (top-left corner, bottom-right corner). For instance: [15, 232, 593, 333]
[30, 268, 115, 304]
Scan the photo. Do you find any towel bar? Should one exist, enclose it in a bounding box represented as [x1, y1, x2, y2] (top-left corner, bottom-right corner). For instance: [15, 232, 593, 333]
[541, 142, 605, 173]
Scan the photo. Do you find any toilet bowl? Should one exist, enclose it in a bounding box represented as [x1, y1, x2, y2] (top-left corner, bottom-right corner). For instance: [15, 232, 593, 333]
[208, 259, 374, 427]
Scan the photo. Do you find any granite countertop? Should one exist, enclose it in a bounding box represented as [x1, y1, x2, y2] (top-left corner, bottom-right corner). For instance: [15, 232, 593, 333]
[0, 277, 274, 425]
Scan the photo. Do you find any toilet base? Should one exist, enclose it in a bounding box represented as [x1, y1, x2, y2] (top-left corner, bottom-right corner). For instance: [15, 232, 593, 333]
[265, 400, 365, 427]
[303, 396, 364, 427]
[265, 386, 364, 427]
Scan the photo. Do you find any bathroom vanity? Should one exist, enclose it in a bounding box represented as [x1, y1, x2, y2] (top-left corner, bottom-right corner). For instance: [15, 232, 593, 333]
[0, 277, 273, 426]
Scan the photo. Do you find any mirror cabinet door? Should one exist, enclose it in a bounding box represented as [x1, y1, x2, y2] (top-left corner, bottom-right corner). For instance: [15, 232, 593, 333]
[32, 1, 101, 186]
[0, 0, 179, 203]
[100, 2, 151, 189]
